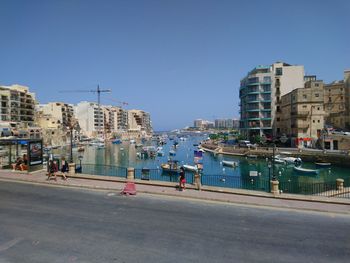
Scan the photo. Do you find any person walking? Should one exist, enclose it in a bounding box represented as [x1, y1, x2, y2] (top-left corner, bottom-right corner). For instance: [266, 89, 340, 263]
[60, 157, 68, 180]
[47, 160, 58, 181]
[178, 167, 186, 191]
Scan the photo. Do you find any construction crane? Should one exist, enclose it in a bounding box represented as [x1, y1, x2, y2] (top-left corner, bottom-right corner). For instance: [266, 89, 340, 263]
[59, 85, 111, 136]
[106, 98, 129, 109]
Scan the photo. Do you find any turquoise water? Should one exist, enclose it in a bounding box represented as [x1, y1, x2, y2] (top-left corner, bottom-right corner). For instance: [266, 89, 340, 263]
[54, 134, 350, 186]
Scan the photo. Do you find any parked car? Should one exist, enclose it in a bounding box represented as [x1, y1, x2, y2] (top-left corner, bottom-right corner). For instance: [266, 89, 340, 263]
[238, 140, 254, 148]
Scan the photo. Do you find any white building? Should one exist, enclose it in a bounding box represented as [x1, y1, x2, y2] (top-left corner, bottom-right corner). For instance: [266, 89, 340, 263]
[75, 101, 104, 137]
[239, 62, 305, 138]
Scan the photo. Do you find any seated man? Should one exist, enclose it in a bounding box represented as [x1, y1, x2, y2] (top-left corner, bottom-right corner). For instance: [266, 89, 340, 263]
[12, 157, 23, 171]
[20, 154, 28, 171]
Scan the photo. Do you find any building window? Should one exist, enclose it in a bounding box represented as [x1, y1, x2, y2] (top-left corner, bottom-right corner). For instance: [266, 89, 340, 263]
[341, 96, 343, 100]
[328, 97, 331, 102]
[276, 68, 283, 76]
[313, 120, 315, 123]
[315, 93, 319, 97]
[317, 107, 320, 110]
[303, 105, 307, 108]
[303, 95, 307, 99]
[277, 118, 280, 122]
[341, 88, 343, 91]
[318, 120, 320, 123]
[315, 83, 319, 87]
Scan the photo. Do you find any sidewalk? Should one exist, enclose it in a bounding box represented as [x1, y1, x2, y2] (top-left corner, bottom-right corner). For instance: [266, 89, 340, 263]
[0, 169, 350, 215]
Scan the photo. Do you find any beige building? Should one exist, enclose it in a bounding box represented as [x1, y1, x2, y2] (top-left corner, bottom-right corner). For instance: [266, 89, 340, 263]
[323, 70, 350, 130]
[128, 110, 152, 135]
[0, 84, 36, 130]
[40, 102, 75, 128]
[277, 80, 325, 147]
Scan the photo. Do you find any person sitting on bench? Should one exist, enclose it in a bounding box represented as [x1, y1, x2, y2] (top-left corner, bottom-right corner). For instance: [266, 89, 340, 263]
[12, 157, 23, 171]
[20, 154, 28, 171]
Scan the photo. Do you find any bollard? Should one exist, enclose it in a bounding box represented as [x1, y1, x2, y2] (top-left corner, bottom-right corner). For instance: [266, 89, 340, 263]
[336, 178, 344, 191]
[271, 180, 280, 195]
[68, 163, 76, 175]
[127, 167, 135, 181]
[194, 173, 201, 191]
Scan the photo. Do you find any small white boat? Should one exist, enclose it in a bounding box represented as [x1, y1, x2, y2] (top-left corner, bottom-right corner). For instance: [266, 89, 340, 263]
[315, 162, 331, 167]
[294, 166, 319, 175]
[183, 164, 198, 172]
[274, 157, 286, 164]
[275, 155, 302, 165]
[247, 155, 258, 158]
[222, 160, 238, 167]
[169, 150, 176, 156]
[130, 139, 136, 144]
[96, 143, 105, 149]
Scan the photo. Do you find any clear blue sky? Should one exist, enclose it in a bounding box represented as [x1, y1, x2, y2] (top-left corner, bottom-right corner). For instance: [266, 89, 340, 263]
[1, 0, 349, 131]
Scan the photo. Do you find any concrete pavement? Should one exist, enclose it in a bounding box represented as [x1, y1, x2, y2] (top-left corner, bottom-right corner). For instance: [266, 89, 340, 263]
[0, 169, 349, 214]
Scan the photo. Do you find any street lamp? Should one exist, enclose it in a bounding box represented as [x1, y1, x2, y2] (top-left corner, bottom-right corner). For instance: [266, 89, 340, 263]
[78, 155, 83, 168]
[268, 161, 272, 192]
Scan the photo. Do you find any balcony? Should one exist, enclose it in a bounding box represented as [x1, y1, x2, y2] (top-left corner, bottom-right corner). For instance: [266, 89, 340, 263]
[291, 111, 309, 117]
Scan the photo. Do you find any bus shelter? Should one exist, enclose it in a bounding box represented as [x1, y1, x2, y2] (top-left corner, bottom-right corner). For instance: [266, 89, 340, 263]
[0, 138, 43, 173]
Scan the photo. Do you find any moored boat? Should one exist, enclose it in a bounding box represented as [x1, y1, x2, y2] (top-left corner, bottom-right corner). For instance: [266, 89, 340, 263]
[293, 166, 319, 175]
[161, 160, 180, 174]
[169, 150, 176, 156]
[222, 160, 238, 167]
[315, 162, 331, 167]
[183, 164, 198, 172]
[112, 139, 122, 144]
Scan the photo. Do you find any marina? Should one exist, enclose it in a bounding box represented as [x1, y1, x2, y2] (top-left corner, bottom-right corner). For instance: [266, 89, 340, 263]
[41, 133, 350, 190]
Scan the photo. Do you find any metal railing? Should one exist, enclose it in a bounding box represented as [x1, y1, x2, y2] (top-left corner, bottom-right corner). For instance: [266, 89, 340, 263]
[201, 175, 270, 192]
[77, 164, 350, 198]
[79, 164, 127, 178]
[134, 168, 194, 184]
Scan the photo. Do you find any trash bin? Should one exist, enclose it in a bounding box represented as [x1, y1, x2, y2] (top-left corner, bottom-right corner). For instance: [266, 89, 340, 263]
[141, 168, 150, 180]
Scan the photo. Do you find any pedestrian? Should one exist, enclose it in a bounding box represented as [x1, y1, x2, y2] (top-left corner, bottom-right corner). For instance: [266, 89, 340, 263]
[47, 160, 58, 181]
[12, 157, 23, 171]
[60, 157, 68, 180]
[20, 154, 28, 171]
[178, 167, 186, 191]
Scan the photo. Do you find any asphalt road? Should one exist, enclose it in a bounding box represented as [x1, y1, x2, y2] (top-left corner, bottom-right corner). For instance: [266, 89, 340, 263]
[0, 181, 349, 263]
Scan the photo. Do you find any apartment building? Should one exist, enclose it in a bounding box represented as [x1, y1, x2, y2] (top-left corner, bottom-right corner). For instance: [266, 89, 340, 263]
[128, 110, 152, 134]
[40, 102, 75, 128]
[0, 84, 36, 129]
[214, 119, 239, 129]
[239, 62, 304, 138]
[103, 106, 128, 134]
[277, 80, 325, 147]
[324, 70, 350, 130]
[75, 101, 104, 137]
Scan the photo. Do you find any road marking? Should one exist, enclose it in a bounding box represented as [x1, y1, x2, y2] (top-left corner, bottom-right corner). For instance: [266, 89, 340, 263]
[0, 238, 24, 252]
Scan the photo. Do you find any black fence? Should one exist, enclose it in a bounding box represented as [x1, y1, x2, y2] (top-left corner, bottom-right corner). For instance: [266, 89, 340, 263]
[77, 164, 350, 199]
[134, 168, 194, 184]
[201, 175, 270, 192]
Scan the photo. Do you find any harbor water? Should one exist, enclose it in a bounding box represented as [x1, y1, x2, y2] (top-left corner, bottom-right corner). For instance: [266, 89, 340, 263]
[51, 134, 350, 193]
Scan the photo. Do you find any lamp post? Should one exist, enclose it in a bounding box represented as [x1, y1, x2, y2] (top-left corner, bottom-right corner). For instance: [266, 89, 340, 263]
[268, 161, 272, 192]
[272, 142, 276, 181]
[69, 127, 74, 163]
[78, 155, 83, 168]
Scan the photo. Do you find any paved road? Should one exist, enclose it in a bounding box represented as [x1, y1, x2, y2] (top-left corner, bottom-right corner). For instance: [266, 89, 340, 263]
[0, 181, 349, 263]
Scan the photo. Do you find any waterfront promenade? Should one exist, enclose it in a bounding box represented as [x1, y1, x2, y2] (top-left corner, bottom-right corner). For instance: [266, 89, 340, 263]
[1, 169, 349, 214]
